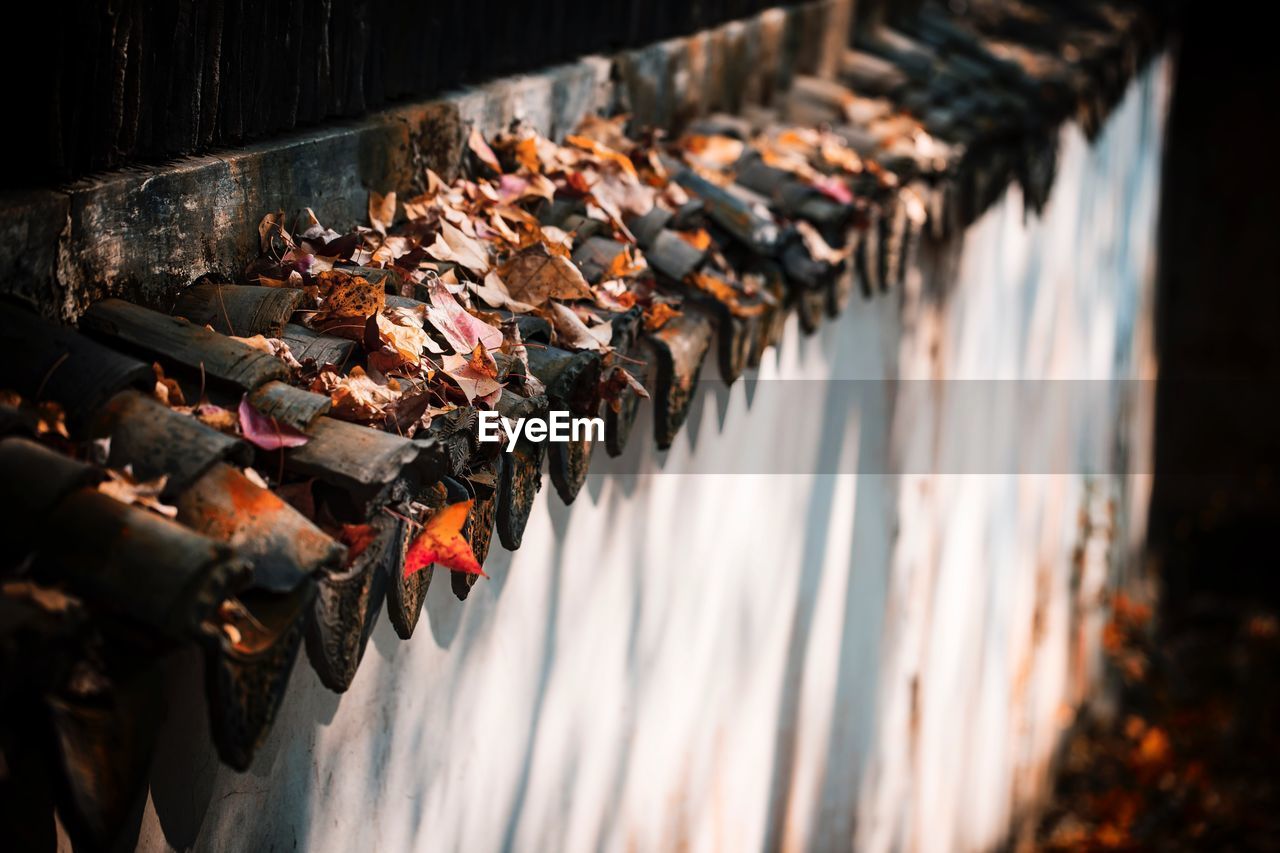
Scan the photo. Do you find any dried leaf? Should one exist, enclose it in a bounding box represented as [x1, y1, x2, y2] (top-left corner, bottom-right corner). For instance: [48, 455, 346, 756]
[258, 211, 294, 253]
[424, 278, 504, 354]
[404, 500, 484, 577]
[369, 191, 397, 235]
[572, 114, 634, 154]
[547, 301, 609, 352]
[192, 403, 239, 434]
[595, 279, 638, 311]
[566, 134, 638, 179]
[468, 127, 502, 174]
[681, 134, 745, 170]
[229, 334, 303, 370]
[600, 364, 650, 410]
[152, 362, 185, 407]
[312, 270, 386, 337]
[237, 396, 309, 450]
[688, 271, 766, 317]
[498, 242, 594, 306]
[643, 301, 681, 331]
[812, 175, 853, 205]
[98, 468, 177, 518]
[377, 308, 443, 365]
[514, 136, 542, 173]
[795, 220, 849, 265]
[312, 366, 403, 422]
[338, 523, 378, 564]
[441, 346, 502, 403]
[427, 220, 491, 274]
[468, 270, 537, 313]
[676, 228, 714, 252]
[604, 244, 646, 279]
[1, 580, 80, 614]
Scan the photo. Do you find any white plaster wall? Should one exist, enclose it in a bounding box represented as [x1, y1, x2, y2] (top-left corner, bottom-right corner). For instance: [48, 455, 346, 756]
[129, 58, 1171, 853]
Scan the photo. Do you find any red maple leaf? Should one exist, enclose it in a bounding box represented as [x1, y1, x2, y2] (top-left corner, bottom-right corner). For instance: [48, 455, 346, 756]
[404, 500, 485, 578]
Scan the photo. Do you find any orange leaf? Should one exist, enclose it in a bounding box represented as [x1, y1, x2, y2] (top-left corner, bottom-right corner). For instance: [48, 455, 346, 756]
[604, 244, 646, 279]
[676, 228, 713, 252]
[566, 134, 637, 178]
[515, 137, 542, 174]
[643, 302, 680, 331]
[404, 500, 485, 577]
[339, 523, 378, 563]
[467, 343, 499, 380]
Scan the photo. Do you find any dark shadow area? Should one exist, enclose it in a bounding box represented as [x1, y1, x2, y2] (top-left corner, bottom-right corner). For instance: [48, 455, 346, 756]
[1149, 3, 1280, 616]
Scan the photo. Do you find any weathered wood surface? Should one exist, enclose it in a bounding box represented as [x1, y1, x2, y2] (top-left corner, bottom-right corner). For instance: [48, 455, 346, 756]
[45, 666, 164, 851]
[646, 310, 714, 450]
[280, 323, 358, 369]
[285, 416, 422, 493]
[304, 512, 395, 693]
[840, 48, 911, 94]
[735, 159, 856, 231]
[176, 462, 346, 590]
[0, 302, 152, 426]
[627, 207, 674, 250]
[203, 582, 312, 771]
[525, 345, 602, 505]
[0, 438, 101, 569]
[37, 488, 250, 641]
[646, 229, 709, 282]
[91, 389, 251, 496]
[749, 262, 791, 364]
[673, 170, 781, 254]
[387, 480, 456, 640]
[247, 381, 332, 432]
[495, 391, 548, 551]
[171, 283, 304, 337]
[680, 273, 765, 385]
[81, 299, 289, 391]
[604, 307, 647, 457]
[452, 463, 498, 601]
[571, 236, 628, 284]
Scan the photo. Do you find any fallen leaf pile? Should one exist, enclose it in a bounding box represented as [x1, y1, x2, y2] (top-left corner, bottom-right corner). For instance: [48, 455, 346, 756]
[1035, 594, 1280, 850]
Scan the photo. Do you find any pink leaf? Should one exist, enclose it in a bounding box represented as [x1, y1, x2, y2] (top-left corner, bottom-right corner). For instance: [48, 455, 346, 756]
[238, 396, 310, 450]
[424, 278, 504, 354]
[813, 175, 853, 205]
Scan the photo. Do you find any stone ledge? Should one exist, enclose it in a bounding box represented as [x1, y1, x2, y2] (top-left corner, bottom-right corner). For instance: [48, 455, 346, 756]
[0, 3, 830, 323]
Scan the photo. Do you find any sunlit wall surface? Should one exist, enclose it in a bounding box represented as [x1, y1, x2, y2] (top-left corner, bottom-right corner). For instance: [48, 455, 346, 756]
[128, 58, 1172, 853]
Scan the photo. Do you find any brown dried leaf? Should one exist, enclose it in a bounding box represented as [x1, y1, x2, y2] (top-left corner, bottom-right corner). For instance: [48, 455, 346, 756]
[311, 366, 404, 422]
[376, 308, 442, 365]
[688, 271, 766, 318]
[369, 190, 397, 235]
[152, 362, 185, 407]
[468, 270, 537, 313]
[311, 270, 386, 337]
[427, 220, 491, 275]
[498, 242, 594, 306]
[643, 301, 681, 331]
[547, 302, 610, 352]
[98, 468, 177, 518]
